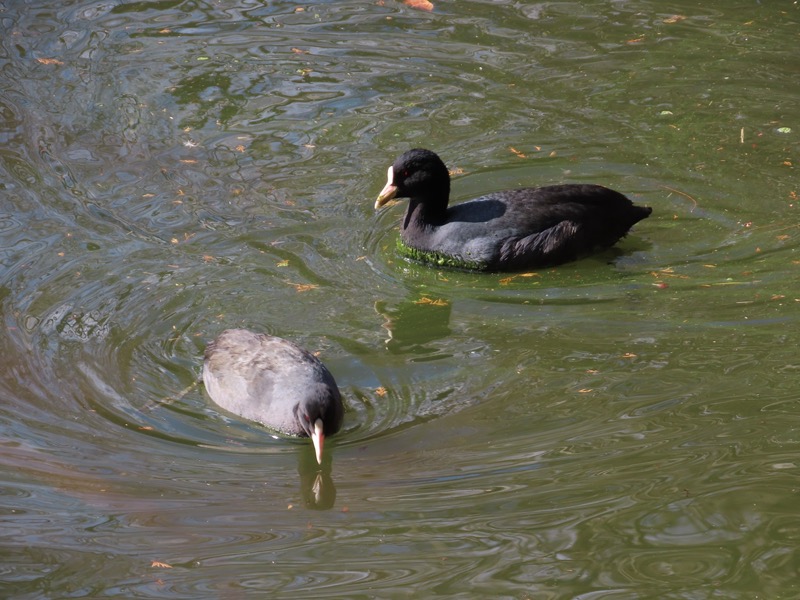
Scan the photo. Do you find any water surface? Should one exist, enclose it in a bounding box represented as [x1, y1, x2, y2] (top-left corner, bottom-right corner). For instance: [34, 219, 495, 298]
[2, 1, 800, 598]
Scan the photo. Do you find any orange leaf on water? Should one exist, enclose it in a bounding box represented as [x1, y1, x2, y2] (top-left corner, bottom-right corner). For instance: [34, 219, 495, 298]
[404, 0, 433, 11]
[414, 296, 448, 306]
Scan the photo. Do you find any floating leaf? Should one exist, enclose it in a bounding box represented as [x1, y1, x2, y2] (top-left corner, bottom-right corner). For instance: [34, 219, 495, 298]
[499, 272, 539, 285]
[650, 268, 689, 279]
[151, 561, 173, 569]
[777, 127, 792, 134]
[509, 146, 527, 158]
[404, 0, 433, 10]
[414, 296, 448, 306]
[36, 57, 64, 65]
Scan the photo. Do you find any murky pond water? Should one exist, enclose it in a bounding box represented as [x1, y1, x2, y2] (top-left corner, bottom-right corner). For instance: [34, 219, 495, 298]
[2, 1, 799, 597]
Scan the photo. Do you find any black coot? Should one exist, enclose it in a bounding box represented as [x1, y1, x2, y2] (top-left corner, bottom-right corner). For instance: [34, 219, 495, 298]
[203, 329, 344, 464]
[375, 148, 652, 271]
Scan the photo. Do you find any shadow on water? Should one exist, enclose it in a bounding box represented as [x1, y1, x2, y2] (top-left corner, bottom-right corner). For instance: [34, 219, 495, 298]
[374, 293, 453, 357]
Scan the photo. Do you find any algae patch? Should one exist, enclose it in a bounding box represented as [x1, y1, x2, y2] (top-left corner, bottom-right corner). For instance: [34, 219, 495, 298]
[396, 238, 486, 271]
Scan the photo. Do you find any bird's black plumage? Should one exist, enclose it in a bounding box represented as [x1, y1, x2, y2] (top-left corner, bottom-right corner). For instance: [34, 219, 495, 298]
[375, 148, 652, 271]
[203, 329, 343, 464]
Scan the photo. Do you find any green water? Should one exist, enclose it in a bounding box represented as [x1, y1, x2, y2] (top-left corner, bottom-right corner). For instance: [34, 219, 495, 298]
[1, 1, 799, 598]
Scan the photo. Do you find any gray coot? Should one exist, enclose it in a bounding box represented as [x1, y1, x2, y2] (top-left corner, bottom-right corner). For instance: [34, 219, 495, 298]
[375, 148, 652, 271]
[203, 329, 344, 464]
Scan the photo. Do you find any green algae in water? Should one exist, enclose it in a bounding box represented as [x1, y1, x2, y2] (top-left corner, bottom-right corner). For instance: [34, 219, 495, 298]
[396, 237, 487, 271]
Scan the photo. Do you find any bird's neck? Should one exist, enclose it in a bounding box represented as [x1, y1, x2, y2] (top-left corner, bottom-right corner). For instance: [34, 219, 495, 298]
[404, 187, 449, 230]
[403, 199, 443, 230]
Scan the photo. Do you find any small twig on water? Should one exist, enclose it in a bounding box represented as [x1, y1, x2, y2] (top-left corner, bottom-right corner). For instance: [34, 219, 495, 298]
[661, 185, 699, 212]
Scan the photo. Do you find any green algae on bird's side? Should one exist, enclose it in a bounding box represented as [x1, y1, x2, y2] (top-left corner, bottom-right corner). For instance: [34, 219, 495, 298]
[396, 237, 487, 271]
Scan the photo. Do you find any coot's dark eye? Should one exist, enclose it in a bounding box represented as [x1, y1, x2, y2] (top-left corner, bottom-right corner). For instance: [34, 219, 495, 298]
[402, 169, 409, 178]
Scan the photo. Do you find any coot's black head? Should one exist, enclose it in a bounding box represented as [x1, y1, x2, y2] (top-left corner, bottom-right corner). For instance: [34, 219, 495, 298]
[375, 148, 450, 209]
[294, 383, 344, 465]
